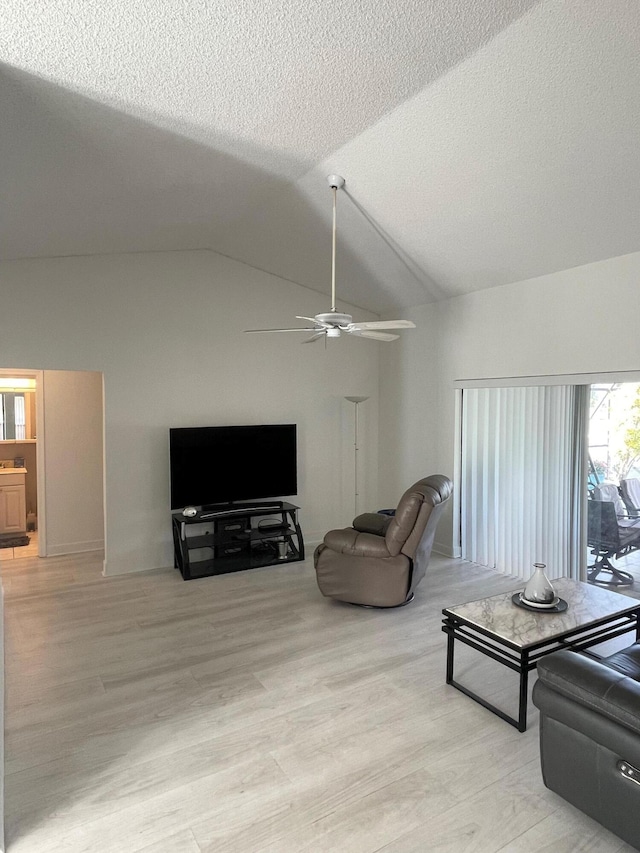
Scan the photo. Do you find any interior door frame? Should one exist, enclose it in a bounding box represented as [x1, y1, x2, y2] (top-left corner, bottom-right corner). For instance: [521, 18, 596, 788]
[35, 370, 46, 556]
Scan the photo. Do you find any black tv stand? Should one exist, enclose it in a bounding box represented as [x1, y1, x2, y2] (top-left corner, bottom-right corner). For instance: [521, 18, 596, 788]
[171, 501, 304, 580]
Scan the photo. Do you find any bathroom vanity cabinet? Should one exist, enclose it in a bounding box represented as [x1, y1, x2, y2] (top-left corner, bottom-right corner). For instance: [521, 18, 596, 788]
[0, 470, 27, 534]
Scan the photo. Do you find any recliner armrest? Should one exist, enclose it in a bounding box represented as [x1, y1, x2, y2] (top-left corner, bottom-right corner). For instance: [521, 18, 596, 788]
[535, 650, 640, 737]
[323, 528, 392, 559]
[352, 512, 392, 537]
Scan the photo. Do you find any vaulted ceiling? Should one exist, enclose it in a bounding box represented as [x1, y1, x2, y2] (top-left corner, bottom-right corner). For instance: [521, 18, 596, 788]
[2, 0, 640, 313]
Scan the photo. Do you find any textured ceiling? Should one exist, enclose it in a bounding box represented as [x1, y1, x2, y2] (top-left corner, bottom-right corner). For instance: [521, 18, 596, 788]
[2, 0, 640, 313]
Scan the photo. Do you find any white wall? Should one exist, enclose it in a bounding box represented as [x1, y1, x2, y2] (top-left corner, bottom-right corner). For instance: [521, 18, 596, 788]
[0, 250, 379, 574]
[0, 583, 4, 853]
[42, 370, 104, 556]
[379, 250, 640, 554]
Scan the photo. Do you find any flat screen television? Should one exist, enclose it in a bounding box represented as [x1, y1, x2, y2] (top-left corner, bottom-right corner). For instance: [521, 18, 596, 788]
[170, 423, 297, 510]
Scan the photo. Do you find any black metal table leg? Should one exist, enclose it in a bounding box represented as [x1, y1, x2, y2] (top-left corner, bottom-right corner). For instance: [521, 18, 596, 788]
[518, 651, 529, 732]
[446, 627, 455, 683]
[443, 618, 527, 731]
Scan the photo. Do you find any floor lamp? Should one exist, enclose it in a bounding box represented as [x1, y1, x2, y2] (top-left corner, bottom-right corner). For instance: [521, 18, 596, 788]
[345, 396, 369, 517]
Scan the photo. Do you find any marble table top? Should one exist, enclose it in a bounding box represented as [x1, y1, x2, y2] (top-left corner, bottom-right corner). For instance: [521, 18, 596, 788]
[443, 578, 640, 649]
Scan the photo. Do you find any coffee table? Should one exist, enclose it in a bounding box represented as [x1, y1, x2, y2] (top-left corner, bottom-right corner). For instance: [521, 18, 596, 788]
[442, 578, 640, 732]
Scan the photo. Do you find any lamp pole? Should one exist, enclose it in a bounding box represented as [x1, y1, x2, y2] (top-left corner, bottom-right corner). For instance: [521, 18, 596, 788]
[345, 396, 369, 517]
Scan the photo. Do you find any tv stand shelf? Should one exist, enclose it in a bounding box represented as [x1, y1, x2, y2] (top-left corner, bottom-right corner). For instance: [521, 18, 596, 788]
[171, 501, 304, 581]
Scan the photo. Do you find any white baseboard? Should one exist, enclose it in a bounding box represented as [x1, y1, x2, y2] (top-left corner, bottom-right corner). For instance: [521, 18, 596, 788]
[47, 539, 104, 557]
[431, 540, 460, 559]
[102, 560, 175, 577]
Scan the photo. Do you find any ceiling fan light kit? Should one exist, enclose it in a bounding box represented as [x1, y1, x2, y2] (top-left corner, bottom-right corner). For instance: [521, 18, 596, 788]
[244, 175, 416, 344]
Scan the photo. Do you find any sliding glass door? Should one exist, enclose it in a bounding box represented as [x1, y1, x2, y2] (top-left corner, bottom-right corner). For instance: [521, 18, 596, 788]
[587, 383, 640, 584]
[589, 383, 640, 488]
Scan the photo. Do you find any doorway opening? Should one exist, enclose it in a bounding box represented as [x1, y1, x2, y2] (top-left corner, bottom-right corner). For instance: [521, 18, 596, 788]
[0, 368, 105, 564]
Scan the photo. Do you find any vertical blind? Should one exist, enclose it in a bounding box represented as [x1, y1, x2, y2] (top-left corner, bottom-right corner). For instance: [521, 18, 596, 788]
[460, 385, 587, 581]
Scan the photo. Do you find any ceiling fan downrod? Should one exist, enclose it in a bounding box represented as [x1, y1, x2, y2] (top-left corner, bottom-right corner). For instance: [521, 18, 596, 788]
[327, 175, 345, 314]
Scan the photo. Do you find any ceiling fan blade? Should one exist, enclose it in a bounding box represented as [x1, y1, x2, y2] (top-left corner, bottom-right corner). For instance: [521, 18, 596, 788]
[349, 329, 400, 341]
[244, 327, 317, 333]
[347, 320, 416, 331]
[302, 331, 326, 344]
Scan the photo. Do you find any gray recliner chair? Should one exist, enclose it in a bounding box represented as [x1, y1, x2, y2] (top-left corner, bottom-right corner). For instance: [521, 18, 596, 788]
[533, 647, 640, 849]
[313, 474, 452, 607]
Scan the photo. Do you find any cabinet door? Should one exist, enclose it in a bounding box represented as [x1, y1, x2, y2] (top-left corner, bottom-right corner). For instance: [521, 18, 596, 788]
[0, 485, 26, 533]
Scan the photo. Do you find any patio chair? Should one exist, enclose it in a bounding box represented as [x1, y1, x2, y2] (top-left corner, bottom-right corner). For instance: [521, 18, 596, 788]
[621, 478, 640, 518]
[594, 482, 636, 520]
[587, 498, 640, 586]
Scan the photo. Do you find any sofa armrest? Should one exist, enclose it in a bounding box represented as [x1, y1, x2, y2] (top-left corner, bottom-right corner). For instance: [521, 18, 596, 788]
[323, 528, 392, 559]
[352, 512, 392, 537]
[535, 650, 640, 737]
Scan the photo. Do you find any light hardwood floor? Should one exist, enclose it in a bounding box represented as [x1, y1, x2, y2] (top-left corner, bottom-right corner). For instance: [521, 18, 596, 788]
[1, 550, 637, 852]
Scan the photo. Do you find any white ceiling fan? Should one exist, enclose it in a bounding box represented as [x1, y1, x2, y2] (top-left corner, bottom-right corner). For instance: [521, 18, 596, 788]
[245, 175, 416, 344]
